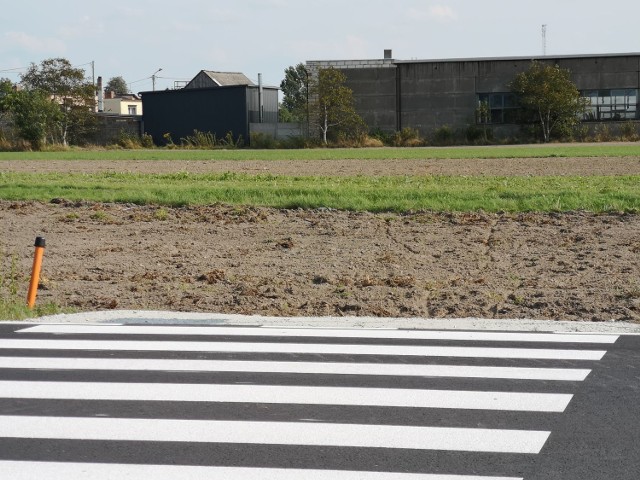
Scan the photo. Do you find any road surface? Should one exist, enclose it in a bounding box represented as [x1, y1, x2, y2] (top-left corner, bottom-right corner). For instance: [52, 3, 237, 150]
[0, 320, 638, 479]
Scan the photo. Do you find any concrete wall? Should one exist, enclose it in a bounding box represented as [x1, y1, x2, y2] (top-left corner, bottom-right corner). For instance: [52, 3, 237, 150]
[250, 122, 302, 140]
[90, 114, 142, 145]
[310, 53, 640, 138]
[342, 68, 397, 132]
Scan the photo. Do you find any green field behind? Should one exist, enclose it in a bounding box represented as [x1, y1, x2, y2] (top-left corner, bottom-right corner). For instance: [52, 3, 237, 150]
[1, 145, 639, 213]
[2, 144, 640, 161]
[2, 171, 639, 213]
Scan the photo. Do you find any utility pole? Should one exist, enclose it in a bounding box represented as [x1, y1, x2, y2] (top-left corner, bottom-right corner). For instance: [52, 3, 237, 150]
[151, 68, 162, 91]
[542, 25, 547, 56]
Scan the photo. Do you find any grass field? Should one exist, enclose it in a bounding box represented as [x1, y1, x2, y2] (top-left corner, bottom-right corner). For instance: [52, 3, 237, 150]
[1, 144, 640, 161]
[1, 171, 639, 213]
[2, 145, 640, 213]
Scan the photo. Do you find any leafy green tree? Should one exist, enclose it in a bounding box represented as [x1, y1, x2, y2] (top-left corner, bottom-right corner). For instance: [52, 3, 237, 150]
[310, 67, 365, 144]
[280, 63, 309, 123]
[3, 89, 62, 149]
[0, 78, 13, 97]
[0, 78, 15, 146]
[509, 62, 588, 142]
[105, 76, 128, 95]
[20, 58, 96, 145]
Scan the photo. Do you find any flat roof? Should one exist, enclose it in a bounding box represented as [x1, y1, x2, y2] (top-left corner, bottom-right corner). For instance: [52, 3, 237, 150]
[309, 52, 640, 65]
[393, 52, 640, 64]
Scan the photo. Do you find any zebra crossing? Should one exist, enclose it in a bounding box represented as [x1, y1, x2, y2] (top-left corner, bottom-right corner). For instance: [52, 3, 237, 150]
[0, 323, 620, 479]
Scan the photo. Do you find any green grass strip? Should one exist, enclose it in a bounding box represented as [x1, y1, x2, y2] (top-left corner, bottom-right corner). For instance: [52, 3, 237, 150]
[1, 144, 640, 161]
[1, 171, 639, 213]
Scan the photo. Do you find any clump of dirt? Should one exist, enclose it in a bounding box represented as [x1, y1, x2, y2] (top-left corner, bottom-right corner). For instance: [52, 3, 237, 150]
[2, 200, 639, 322]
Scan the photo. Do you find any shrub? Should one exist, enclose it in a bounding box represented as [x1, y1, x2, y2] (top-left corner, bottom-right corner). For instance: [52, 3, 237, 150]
[180, 130, 244, 149]
[573, 124, 591, 142]
[465, 124, 494, 144]
[620, 122, 640, 142]
[141, 133, 154, 148]
[361, 135, 384, 147]
[117, 130, 142, 149]
[249, 132, 278, 149]
[432, 125, 455, 146]
[392, 127, 423, 147]
[369, 128, 394, 146]
[594, 124, 613, 142]
[181, 130, 216, 149]
[0, 132, 13, 151]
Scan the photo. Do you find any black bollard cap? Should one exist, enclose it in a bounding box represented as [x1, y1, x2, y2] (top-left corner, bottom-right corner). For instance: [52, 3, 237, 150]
[34, 237, 46, 248]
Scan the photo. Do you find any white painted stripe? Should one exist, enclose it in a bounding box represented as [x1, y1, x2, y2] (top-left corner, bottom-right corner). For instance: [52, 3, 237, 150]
[0, 339, 607, 360]
[0, 462, 523, 480]
[0, 356, 591, 381]
[0, 381, 573, 412]
[17, 324, 620, 344]
[0, 416, 550, 453]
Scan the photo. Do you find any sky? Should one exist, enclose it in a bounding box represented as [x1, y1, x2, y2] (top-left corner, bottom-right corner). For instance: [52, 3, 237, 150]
[1, 0, 639, 93]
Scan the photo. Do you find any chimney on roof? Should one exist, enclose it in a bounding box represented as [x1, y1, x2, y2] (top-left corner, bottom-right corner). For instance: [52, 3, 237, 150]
[97, 76, 104, 112]
[384, 49, 393, 59]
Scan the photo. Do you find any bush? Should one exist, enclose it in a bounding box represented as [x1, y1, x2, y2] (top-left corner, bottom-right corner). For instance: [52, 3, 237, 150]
[117, 130, 143, 149]
[181, 130, 216, 149]
[369, 128, 394, 146]
[594, 124, 613, 142]
[180, 130, 244, 149]
[0, 132, 13, 151]
[432, 125, 455, 146]
[249, 132, 278, 149]
[620, 122, 640, 142]
[573, 124, 591, 142]
[361, 136, 384, 147]
[465, 124, 494, 144]
[141, 133, 154, 148]
[392, 127, 423, 147]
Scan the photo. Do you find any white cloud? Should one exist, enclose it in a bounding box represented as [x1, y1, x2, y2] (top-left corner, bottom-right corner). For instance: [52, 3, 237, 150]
[3, 31, 66, 54]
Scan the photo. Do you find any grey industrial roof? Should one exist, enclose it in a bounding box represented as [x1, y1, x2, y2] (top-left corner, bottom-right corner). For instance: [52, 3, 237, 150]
[201, 71, 255, 86]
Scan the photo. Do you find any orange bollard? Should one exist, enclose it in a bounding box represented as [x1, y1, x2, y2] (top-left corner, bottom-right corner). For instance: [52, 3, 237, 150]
[27, 237, 46, 309]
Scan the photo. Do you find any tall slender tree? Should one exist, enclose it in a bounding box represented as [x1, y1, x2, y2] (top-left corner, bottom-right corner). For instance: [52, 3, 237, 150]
[280, 63, 309, 123]
[310, 67, 365, 144]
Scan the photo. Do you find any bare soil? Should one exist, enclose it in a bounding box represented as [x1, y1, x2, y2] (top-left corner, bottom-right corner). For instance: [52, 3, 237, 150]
[2, 157, 640, 322]
[4, 156, 640, 176]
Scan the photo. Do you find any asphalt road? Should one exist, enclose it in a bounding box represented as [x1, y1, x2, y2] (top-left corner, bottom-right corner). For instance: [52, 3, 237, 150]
[0, 320, 638, 479]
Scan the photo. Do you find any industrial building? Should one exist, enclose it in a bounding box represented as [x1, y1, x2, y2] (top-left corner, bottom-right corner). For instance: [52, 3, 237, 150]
[141, 71, 279, 145]
[307, 51, 640, 138]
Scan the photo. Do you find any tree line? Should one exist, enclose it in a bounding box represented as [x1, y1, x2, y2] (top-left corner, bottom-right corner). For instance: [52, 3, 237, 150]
[0, 58, 129, 150]
[1, 56, 591, 150]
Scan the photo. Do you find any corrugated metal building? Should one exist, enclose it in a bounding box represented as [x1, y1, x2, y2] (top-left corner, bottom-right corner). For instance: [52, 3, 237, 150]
[141, 71, 278, 145]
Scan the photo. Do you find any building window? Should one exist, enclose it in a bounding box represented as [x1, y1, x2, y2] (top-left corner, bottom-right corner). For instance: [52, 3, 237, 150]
[128, 105, 137, 115]
[582, 89, 638, 121]
[477, 93, 519, 124]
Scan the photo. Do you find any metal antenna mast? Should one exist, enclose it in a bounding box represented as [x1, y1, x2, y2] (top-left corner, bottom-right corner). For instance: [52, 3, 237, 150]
[542, 24, 547, 56]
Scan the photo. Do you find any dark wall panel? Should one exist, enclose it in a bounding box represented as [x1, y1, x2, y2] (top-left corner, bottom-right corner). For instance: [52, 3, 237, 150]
[142, 87, 249, 145]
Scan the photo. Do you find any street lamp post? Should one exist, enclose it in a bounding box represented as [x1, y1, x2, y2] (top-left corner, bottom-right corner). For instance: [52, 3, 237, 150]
[151, 68, 162, 91]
